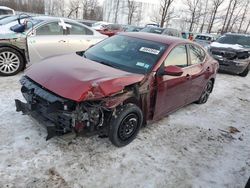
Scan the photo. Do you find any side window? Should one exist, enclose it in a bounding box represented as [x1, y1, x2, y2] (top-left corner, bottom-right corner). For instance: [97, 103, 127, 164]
[189, 45, 206, 65]
[164, 45, 188, 67]
[68, 23, 93, 35]
[36, 22, 63, 36]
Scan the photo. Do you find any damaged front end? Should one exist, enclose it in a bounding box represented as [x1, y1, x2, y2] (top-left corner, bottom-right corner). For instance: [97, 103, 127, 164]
[15, 75, 145, 140]
[209, 47, 250, 74]
[15, 76, 114, 140]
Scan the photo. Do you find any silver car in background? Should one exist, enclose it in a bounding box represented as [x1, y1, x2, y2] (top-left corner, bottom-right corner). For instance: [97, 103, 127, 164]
[194, 34, 216, 47]
[0, 16, 107, 76]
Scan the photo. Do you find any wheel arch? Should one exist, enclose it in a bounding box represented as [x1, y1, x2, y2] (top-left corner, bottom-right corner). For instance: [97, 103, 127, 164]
[0, 44, 27, 69]
[209, 77, 215, 92]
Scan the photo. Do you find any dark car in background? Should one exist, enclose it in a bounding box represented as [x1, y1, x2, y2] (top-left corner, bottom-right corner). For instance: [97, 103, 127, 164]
[123, 25, 143, 32]
[15, 33, 218, 147]
[140, 26, 181, 38]
[209, 33, 250, 77]
[77, 19, 97, 27]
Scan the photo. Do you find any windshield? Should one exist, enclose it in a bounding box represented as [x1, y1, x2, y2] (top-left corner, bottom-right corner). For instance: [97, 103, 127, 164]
[84, 35, 167, 74]
[0, 9, 13, 15]
[216, 35, 250, 48]
[140, 27, 164, 34]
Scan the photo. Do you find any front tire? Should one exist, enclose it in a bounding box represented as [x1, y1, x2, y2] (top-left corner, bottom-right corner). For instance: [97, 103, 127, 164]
[0, 47, 24, 76]
[239, 66, 249, 77]
[196, 80, 213, 104]
[109, 103, 143, 147]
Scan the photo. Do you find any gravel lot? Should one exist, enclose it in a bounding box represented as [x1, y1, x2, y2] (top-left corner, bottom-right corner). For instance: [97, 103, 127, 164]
[0, 73, 249, 188]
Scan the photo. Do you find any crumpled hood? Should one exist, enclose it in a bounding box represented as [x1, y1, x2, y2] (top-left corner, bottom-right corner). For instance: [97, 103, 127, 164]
[210, 42, 249, 51]
[25, 53, 144, 102]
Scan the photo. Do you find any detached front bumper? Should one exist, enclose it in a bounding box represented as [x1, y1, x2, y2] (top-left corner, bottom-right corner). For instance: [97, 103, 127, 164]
[15, 76, 75, 140]
[15, 99, 73, 140]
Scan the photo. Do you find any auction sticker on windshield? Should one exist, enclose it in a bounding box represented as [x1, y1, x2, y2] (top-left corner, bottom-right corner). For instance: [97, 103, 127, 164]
[139, 47, 160, 55]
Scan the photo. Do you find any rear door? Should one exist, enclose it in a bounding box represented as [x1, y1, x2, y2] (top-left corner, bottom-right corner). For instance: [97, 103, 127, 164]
[185, 44, 208, 103]
[66, 22, 99, 52]
[27, 21, 68, 63]
[154, 44, 191, 120]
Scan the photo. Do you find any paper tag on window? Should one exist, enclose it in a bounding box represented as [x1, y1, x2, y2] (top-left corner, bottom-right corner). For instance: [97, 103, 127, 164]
[139, 47, 160, 55]
[136, 62, 145, 67]
[136, 62, 150, 69]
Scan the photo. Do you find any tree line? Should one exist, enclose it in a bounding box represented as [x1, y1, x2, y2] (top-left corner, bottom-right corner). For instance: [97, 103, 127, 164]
[155, 0, 250, 34]
[0, 0, 44, 14]
[1, 0, 249, 33]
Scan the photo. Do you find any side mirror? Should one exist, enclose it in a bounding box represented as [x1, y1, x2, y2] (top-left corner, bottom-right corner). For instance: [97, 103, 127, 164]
[10, 24, 26, 33]
[164, 65, 183, 76]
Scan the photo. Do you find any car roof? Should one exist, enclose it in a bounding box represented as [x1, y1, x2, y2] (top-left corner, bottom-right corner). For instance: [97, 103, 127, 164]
[196, 33, 213, 37]
[225, 33, 250, 37]
[120, 32, 188, 45]
[0, 6, 13, 10]
[32, 16, 78, 23]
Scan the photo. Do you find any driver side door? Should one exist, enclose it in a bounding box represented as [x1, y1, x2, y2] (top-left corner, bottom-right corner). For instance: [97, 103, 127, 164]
[27, 22, 68, 64]
[153, 45, 191, 120]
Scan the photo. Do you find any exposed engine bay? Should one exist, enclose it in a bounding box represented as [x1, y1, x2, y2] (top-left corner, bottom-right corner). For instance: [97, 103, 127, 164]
[15, 76, 144, 140]
[15, 76, 113, 140]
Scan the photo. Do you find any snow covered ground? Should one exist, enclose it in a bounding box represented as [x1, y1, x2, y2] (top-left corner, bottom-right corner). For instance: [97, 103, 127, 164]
[0, 73, 249, 188]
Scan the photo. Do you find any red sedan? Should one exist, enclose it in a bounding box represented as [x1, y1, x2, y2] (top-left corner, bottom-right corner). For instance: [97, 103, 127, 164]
[15, 33, 219, 147]
[96, 24, 123, 37]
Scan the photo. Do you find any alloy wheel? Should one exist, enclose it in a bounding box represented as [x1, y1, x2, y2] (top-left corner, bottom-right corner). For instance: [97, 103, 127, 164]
[200, 82, 213, 103]
[0, 51, 20, 74]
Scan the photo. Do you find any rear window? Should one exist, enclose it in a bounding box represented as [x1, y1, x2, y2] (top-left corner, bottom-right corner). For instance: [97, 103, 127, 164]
[67, 23, 93, 35]
[195, 35, 212, 41]
[0, 9, 13, 15]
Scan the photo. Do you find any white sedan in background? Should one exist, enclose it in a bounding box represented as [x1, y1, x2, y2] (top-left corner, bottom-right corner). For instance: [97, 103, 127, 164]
[0, 16, 107, 76]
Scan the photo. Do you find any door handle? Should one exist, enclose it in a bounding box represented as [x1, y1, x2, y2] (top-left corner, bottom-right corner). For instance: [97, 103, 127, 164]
[186, 74, 192, 80]
[58, 40, 66, 43]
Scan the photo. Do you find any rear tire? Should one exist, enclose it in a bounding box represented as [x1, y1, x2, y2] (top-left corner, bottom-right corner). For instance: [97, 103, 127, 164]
[0, 47, 24, 76]
[239, 66, 249, 77]
[109, 103, 143, 147]
[196, 80, 213, 104]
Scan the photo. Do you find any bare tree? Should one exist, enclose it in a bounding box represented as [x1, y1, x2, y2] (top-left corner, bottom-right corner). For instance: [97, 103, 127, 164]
[184, 0, 201, 32]
[224, 0, 238, 33]
[135, 2, 143, 25]
[207, 0, 224, 33]
[114, 0, 121, 23]
[81, 0, 102, 20]
[238, 0, 249, 32]
[68, 0, 80, 18]
[221, 0, 233, 34]
[229, 2, 245, 32]
[199, 0, 209, 33]
[0, 0, 45, 14]
[159, 0, 176, 27]
[245, 20, 250, 33]
[127, 0, 138, 25]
